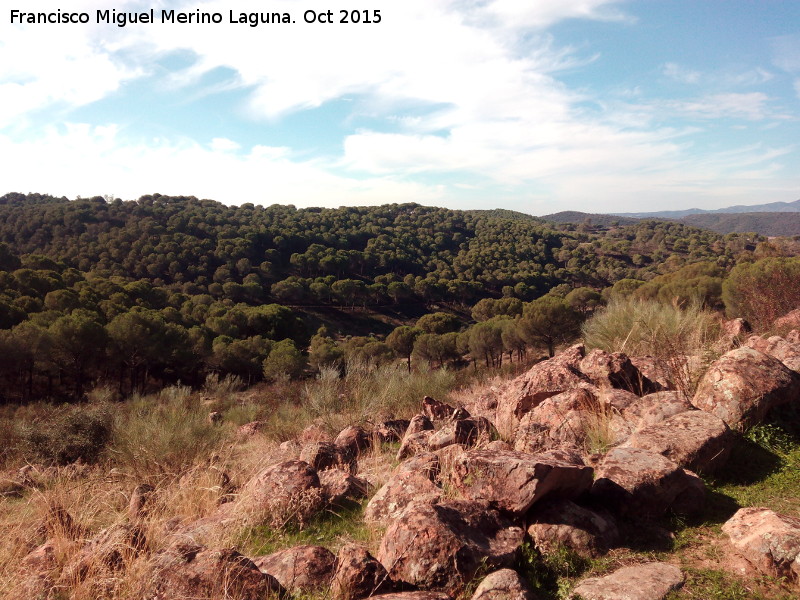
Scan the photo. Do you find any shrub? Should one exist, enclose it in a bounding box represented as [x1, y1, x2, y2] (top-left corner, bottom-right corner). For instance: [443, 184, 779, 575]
[21, 403, 113, 465]
[723, 257, 800, 330]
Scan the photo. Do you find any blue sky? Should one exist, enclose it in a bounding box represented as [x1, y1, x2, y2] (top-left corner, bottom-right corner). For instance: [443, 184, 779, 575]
[2, 0, 799, 214]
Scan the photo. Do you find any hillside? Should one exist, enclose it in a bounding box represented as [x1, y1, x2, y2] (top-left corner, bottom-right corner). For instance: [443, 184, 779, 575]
[681, 212, 800, 237]
[616, 198, 800, 219]
[538, 211, 639, 227]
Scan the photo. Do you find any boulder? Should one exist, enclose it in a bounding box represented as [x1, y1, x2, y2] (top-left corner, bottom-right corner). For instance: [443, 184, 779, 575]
[746, 335, 800, 372]
[470, 568, 537, 600]
[623, 410, 734, 474]
[423, 396, 457, 421]
[570, 562, 684, 600]
[237, 420, 267, 437]
[428, 417, 496, 451]
[365, 458, 442, 524]
[254, 545, 336, 593]
[717, 318, 751, 351]
[774, 309, 800, 334]
[495, 347, 591, 438]
[372, 594, 453, 600]
[238, 460, 324, 526]
[128, 483, 154, 520]
[331, 543, 392, 600]
[722, 507, 800, 581]
[407, 414, 435, 435]
[299, 424, 332, 443]
[451, 448, 593, 516]
[591, 447, 704, 518]
[691, 347, 800, 428]
[320, 468, 372, 506]
[376, 419, 410, 443]
[378, 500, 525, 595]
[527, 500, 619, 558]
[145, 544, 284, 600]
[579, 349, 653, 394]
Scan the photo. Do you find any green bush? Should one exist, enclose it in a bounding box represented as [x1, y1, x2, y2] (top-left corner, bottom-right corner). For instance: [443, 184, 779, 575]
[21, 403, 112, 465]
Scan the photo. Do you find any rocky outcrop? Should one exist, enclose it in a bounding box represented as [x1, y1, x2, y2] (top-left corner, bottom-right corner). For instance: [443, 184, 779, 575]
[300, 441, 347, 472]
[621, 391, 692, 432]
[423, 396, 457, 421]
[623, 410, 734, 474]
[320, 468, 372, 506]
[378, 500, 525, 595]
[629, 356, 673, 391]
[254, 545, 336, 593]
[591, 447, 704, 518]
[691, 347, 800, 428]
[722, 507, 800, 581]
[238, 460, 324, 526]
[527, 500, 619, 558]
[451, 448, 593, 516]
[428, 416, 495, 451]
[470, 568, 537, 600]
[746, 335, 800, 372]
[579, 349, 653, 395]
[365, 454, 442, 523]
[335, 425, 372, 461]
[570, 562, 684, 600]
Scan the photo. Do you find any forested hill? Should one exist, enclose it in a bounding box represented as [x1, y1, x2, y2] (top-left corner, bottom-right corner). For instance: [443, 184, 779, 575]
[0, 192, 759, 307]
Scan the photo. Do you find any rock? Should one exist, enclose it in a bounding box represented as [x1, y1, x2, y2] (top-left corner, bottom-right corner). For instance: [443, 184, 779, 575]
[495, 348, 592, 438]
[691, 347, 800, 428]
[579, 349, 652, 395]
[397, 430, 434, 461]
[145, 544, 284, 600]
[746, 335, 800, 372]
[484, 440, 513, 451]
[239, 460, 324, 527]
[407, 414, 435, 436]
[300, 441, 347, 472]
[424, 396, 457, 421]
[376, 419, 410, 443]
[19, 539, 61, 599]
[365, 456, 442, 523]
[527, 500, 619, 558]
[570, 562, 684, 600]
[623, 410, 734, 474]
[378, 500, 525, 595]
[237, 420, 267, 437]
[300, 424, 332, 443]
[254, 545, 336, 593]
[774, 309, 800, 334]
[621, 391, 692, 431]
[208, 411, 223, 425]
[331, 543, 392, 600]
[471, 568, 536, 600]
[428, 417, 496, 451]
[64, 523, 147, 582]
[591, 447, 704, 518]
[629, 356, 673, 391]
[789, 330, 800, 344]
[452, 449, 593, 516]
[320, 468, 372, 506]
[722, 507, 800, 581]
[717, 318, 751, 351]
[372, 593, 453, 600]
[335, 425, 372, 461]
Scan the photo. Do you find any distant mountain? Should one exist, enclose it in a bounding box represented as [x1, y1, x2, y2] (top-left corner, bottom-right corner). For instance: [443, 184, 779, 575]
[467, 208, 543, 222]
[614, 199, 800, 219]
[680, 212, 800, 237]
[539, 211, 639, 226]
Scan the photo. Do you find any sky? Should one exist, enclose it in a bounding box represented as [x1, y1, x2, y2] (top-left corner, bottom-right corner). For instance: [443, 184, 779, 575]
[2, 0, 799, 214]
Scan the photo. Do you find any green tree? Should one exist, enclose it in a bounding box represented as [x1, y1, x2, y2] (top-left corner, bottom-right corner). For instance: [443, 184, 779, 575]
[386, 325, 421, 372]
[519, 296, 582, 357]
[263, 339, 306, 381]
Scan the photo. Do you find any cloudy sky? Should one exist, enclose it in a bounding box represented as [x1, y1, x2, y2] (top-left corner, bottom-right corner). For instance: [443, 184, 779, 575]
[2, 0, 799, 214]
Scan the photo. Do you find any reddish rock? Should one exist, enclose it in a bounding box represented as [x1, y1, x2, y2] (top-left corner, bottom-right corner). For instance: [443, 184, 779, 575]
[378, 500, 525, 595]
[621, 391, 692, 432]
[722, 507, 800, 581]
[254, 545, 336, 593]
[746, 335, 800, 372]
[332, 543, 392, 600]
[470, 568, 536, 600]
[452, 448, 593, 516]
[717, 318, 751, 351]
[365, 463, 442, 524]
[372, 594, 452, 600]
[320, 468, 371, 506]
[300, 424, 332, 443]
[590, 447, 704, 518]
[691, 347, 800, 428]
[300, 441, 346, 472]
[774, 309, 800, 334]
[239, 460, 324, 526]
[128, 483, 154, 520]
[145, 544, 284, 599]
[623, 410, 734, 474]
[335, 425, 372, 461]
[424, 396, 457, 421]
[62, 523, 147, 583]
[237, 420, 267, 437]
[495, 348, 591, 438]
[407, 414, 435, 435]
[429, 417, 496, 451]
[570, 562, 684, 600]
[19, 539, 60, 599]
[527, 500, 619, 558]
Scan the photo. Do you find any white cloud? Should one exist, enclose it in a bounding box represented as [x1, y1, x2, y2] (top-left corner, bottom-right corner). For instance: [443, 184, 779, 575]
[670, 93, 773, 121]
[663, 62, 701, 84]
